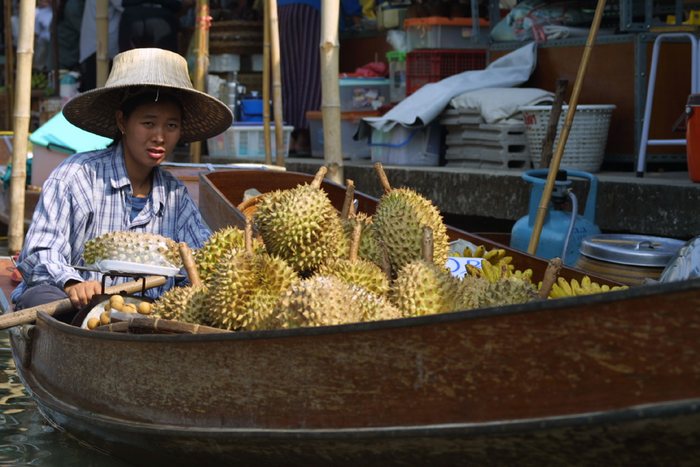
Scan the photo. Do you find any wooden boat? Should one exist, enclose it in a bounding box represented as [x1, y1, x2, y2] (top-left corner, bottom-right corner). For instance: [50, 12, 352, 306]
[2, 169, 699, 466]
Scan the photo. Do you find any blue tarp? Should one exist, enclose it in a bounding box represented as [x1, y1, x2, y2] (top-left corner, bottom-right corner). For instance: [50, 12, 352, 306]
[29, 111, 112, 154]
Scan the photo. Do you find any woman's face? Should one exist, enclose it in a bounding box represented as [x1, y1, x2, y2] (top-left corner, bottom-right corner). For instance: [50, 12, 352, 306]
[116, 99, 182, 173]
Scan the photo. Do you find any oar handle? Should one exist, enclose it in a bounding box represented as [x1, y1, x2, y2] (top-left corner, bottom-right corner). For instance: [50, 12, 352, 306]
[0, 275, 168, 330]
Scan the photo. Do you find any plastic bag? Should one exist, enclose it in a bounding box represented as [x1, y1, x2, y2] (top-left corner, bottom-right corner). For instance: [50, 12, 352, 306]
[659, 236, 700, 282]
[490, 0, 597, 43]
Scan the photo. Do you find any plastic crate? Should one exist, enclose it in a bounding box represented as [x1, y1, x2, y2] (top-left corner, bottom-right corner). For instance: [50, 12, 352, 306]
[404, 16, 489, 50]
[406, 49, 487, 95]
[339, 77, 390, 111]
[369, 122, 442, 166]
[207, 123, 293, 161]
[306, 110, 378, 160]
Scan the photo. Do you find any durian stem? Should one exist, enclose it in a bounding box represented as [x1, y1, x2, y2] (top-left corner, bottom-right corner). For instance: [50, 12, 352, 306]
[311, 166, 328, 189]
[245, 218, 254, 255]
[179, 243, 202, 287]
[349, 221, 362, 263]
[373, 162, 392, 193]
[341, 179, 355, 220]
[539, 257, 563, 299]
[380, 240, 392, 280]
[422, 227, 434, 263]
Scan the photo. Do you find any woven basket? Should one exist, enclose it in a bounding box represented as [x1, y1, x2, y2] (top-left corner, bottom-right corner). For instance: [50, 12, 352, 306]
[520, 105, 615, 172]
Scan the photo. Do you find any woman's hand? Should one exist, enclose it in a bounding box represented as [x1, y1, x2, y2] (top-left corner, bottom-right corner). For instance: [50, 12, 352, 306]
[64, 280, 102, 308]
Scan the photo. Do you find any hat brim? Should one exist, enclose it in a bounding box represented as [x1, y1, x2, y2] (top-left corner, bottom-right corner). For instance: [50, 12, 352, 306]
[63, 84, 233, 143]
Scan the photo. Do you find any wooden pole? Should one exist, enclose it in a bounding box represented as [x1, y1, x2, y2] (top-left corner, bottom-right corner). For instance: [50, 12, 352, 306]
[95, 0, 109, 87]
[189, 0, 210, 164]
[8, 0, 36, 254]
[538, 79, 568, 169]
[4, 0, 15, 130]
[527, 0, 607, 256]
[320, 0, 343, 184]
[268, 0, 285, 166]
[262, 0, 272, 164]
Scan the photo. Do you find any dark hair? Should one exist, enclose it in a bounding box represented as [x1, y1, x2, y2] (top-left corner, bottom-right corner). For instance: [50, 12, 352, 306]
[111, 87, 184, 143]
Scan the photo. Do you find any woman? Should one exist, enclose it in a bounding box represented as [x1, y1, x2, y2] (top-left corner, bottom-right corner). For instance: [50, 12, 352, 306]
[12, 48, 232, 311]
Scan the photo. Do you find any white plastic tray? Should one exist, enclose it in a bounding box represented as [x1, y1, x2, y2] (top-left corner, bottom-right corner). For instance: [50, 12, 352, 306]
[94, 260, 179, 277]
[81, 296, 151, 329]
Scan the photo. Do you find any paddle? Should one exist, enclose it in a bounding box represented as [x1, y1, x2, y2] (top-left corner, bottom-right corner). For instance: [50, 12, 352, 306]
[0, 275, 167, 330]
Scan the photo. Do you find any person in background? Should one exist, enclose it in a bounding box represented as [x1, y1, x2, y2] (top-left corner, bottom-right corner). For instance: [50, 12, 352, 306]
[55, 0, 85, 71]
[118, 0, 195, 53]
[79, 0, 123, 92]
[277, 0, 361, 155]
[34, 0, 53, 71]
[12, 48, 232, 312]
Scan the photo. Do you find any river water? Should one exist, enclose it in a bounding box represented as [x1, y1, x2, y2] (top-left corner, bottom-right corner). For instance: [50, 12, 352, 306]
[0, 331, 130, 466]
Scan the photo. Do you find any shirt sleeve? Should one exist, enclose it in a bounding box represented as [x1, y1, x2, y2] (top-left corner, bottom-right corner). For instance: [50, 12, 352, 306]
[175, 185, 212, 250]
[17, 177, 86, 289]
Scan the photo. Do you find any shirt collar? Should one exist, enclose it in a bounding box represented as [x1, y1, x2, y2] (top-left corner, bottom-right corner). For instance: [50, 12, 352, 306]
[109, 142, 166, 216]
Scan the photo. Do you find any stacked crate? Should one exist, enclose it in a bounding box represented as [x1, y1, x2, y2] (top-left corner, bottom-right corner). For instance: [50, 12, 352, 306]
[440, 108, 532, 169]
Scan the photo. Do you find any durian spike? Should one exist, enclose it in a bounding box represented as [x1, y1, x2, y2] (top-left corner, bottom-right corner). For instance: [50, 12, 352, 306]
[341, 179, 355, 219]
[349, 221, 362, 263]
[245, 218, 254, 256]
[422, 226, 434, 263]
[373, 162, 393, 194]
[539, 257, 563, 299]
[311, 166, 328, 189]
[178, 242, 202, 287]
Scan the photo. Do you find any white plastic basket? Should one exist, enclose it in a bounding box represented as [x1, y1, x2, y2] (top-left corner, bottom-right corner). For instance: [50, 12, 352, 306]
[207, 124, 293, 161]
[520, 104, 615, 172]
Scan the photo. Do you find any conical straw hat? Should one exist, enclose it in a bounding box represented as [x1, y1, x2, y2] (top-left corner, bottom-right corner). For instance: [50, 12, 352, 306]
[63, 48, 233, 143]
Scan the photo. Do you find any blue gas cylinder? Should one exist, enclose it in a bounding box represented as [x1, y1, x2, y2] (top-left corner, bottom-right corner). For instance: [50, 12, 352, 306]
[510, 169, 601, 266]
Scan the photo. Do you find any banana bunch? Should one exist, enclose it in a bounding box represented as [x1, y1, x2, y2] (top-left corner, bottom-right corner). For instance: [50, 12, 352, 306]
[546, 276, 628, 299]
[461, 245, 514, 267]
[467, 260, 533, 284]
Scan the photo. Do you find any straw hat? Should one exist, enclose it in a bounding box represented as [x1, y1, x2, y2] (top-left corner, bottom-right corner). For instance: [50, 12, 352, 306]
[63, 48, 233, 143]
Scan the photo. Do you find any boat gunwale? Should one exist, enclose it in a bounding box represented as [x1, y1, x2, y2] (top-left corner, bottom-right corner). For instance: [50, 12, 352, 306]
[17, 276, 700, 344]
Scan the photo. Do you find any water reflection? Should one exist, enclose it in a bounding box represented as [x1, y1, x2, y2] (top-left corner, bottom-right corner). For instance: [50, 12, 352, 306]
[0, 331, 130, 466]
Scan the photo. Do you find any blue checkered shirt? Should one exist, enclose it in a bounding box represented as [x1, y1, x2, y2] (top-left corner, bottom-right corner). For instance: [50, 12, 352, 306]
[11, 144, 212, 303]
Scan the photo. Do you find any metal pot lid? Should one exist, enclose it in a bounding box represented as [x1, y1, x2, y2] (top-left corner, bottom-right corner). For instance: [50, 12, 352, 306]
[579, 234, 686, 267]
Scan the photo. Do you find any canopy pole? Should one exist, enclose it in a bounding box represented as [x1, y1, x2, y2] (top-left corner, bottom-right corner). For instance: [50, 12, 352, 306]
[262, 0, 272, 164]
[95, 0, 109, 87]
[4, 0, 15, 130]
[268, 0, 285, 167]
[8, 0, 37, 254]
[189, 0, 210, 164]
[320, 0, 343, 184]
[527, 0, 607, 256]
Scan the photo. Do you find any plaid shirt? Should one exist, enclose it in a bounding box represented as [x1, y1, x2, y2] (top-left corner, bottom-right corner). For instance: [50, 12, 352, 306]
[11, 144, 211, 303]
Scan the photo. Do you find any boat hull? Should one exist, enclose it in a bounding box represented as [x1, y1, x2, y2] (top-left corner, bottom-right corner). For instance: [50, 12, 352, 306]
[9, 277, 700, 465]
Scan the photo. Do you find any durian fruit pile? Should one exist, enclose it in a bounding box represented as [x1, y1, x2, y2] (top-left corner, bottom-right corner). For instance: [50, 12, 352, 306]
[144, 164, 625, 332]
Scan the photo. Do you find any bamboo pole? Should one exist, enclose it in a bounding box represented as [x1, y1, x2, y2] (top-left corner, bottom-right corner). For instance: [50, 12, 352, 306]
[262, 0, 272, 164]
[8, 0, 36, 254]
[95, 0, 109, 87]
[320, 0, 343, 184]
[527, 0, 607, 256]
[4, 0, 15, 130]
[189, 0, 210, 164]
[268, 0, 285, 166]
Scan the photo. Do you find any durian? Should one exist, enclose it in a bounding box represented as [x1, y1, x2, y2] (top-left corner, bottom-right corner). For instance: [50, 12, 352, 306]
[372, 163, 449, 276]
[195, 226, 264, 283]
[318, 220, 390, 296]
[253, 166, 348, 275]
[83, 231, 180, 267]
[207, 220, 299, 331]
[390, 227, 464, 317]
[463, 275, 539, 309]
[268, 275, 400, 329]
